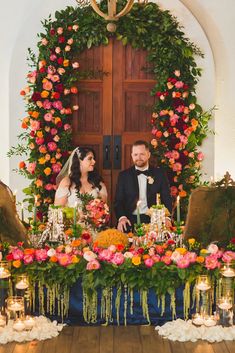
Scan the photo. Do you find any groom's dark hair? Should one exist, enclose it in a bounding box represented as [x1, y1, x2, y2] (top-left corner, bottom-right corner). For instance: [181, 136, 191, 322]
[132, 140, 150, 150]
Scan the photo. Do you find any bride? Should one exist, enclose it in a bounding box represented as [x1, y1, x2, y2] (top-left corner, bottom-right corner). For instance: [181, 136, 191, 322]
[54, 146, 107, 207]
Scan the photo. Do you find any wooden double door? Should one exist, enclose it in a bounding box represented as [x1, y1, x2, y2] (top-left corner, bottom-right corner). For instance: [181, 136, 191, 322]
[72, 39, 156, 217]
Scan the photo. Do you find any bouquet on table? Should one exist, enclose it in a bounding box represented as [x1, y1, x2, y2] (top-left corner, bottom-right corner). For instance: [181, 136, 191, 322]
[77, 193, 110, 230]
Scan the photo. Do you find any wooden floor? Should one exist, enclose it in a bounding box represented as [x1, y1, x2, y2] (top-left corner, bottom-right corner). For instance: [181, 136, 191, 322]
[0, 326, 234, 353]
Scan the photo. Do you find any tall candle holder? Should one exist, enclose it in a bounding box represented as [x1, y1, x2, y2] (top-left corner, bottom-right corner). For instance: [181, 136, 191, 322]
[195, 275, 212, 317]
[15, 274, 30, 315]
[0, 261, 11, 317]
[219, 262, 235, 324]
[217, 296, 233, 327]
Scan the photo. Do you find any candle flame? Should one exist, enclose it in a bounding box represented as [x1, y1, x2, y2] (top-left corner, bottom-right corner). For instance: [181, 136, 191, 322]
[137, 200, 141, 207]
[13, 189, 18, 196]
[176, 195, 180, 203]
[34, 195, 38, 204]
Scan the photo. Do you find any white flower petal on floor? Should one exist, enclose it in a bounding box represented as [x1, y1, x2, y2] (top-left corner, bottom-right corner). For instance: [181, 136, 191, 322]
[155, 319, 235, 342]
[0, 316, 65, 345]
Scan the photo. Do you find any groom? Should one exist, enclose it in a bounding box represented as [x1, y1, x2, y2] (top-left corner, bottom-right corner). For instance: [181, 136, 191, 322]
[114, 140, 172, 232]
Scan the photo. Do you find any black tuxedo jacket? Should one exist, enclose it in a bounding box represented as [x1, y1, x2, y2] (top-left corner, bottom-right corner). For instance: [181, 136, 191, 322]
[114, 166, 172, 221]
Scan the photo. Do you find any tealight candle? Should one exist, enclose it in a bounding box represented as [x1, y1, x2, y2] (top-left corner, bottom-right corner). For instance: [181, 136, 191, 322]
[192, 313, 204, 326]
[8, 302, 24, 311]
[0, 267, 11, 279]
[221, 265, 235, 278]
[16, 279, 29, 290]
[204, 315, 217, 327]
[196, 282, 211, 291]
[13, 319, 25, 332]
[24, 315, 35, 330]
[218, 302, 232, 310]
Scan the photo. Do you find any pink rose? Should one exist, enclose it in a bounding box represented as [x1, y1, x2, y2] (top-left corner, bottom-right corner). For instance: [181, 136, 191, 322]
[207, 243, 219, 254]
[45, 183, 54, 191]
[35, 249, 48, 262]
[197, 152, 204, 161]
[30, 120, 40, 131]
[52, 163, 61, 174]
[43, 80, 53, 91]
[47, 142, 57, 152]
[72, 62, 79, 69]
[144, 258, 154, 268]
[41, 38, 48, 46]
[171, 251, 183, 263]
[27, 162, 36, 174]
[23, 254, 34, 264]
[35, 137, 45, 145]
[86, 259, 100, 270]
[111, 253, 125, 266]
[44, 113, 53, 122]
[50, 128, 58, 135]
[52, 100, 63, 110]
[172, 163, 182, 172]
[152, 255, 160, 263]
[43, 100, 52, 109]
[123, 251, 133, 259]
[57, 68, 65, 75]
[64, 124, 71, 131]
[51, 75, 60, 83]
[83, 250, 97, 262]
[183, 252, 197, 263]
[49, 54, 57, 61]
[175, 81, 184, 89]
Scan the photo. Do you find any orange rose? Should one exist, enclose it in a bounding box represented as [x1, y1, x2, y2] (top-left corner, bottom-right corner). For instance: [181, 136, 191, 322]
[35, 179, 43, 187]
[44, 167, 51, 176]
[50, 256, 58, 263]
[165, 250, 173, 257]
[143, 254, 150, 260]
[54, 117, 61, 125]
[19, 161, 26, 169]
[31, 111, 39, 119]
[132, 256, 141, 266]
[196, 256, 205, 264]
[13, 260, 21, 268]
[156, 131, 162, 138]
[24, 248, 35, 255]
[179, 190, 187, 197]
[71, 255, 80, 264]
[41, 90, 49, 98]
[38, 157, 46, 165]
[71, 86, 78, 94]
[63, 59, 69, 67]
[71, 239, 81, 247]
[37, 131, 43, 138]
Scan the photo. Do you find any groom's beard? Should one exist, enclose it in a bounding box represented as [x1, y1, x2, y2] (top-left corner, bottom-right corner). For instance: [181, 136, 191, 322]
[134, 160, 149, 168]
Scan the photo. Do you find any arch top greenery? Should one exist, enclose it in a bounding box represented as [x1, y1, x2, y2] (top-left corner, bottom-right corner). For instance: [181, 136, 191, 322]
[10, 1, 212, 219]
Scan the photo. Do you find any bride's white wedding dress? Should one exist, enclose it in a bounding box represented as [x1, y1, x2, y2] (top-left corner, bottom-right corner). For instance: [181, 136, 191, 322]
[55, 182, 107, 207]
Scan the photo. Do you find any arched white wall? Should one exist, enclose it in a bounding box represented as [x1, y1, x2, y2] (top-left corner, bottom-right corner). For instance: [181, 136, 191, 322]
[0, 0, 234, 204]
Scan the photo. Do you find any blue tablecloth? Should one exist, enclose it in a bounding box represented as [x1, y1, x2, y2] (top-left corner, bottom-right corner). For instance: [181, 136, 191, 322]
[66, 281, 188, 325]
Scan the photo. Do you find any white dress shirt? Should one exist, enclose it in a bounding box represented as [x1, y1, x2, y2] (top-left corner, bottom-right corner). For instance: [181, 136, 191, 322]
[132, 166, 149, 215]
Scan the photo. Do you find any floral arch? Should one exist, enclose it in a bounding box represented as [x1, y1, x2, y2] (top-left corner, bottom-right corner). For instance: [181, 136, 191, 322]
[9, 1, 212, 219]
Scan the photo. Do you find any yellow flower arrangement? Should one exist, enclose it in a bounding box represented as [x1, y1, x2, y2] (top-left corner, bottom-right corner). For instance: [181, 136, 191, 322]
[95, 228, 128, 248]
[175, 247, 187, 255]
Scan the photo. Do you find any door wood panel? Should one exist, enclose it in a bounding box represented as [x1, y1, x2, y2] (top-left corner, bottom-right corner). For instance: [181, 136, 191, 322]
[72, 39, 156, 223]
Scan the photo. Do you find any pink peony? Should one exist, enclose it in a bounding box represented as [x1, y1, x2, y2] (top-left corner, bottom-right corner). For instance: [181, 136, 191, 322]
[86, 259, 100, 270]
[35, 249, 48, 262]
[205, 255, 220, 270]
[12, 248, 24, 260]
[144, 258, 154, 268]
[222, 251, 235, 263]
[57, 253, 71, 267]
[111, 252, 125, 266]
[177, 257, 190, 269]
[47, 66, 56, 74]
[98, 249, 113, 262]
[47, 142, 57, 152]
[184, 252, 197, 263]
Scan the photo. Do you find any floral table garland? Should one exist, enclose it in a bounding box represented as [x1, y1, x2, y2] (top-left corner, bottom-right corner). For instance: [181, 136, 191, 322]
[1, 231, 235, 325]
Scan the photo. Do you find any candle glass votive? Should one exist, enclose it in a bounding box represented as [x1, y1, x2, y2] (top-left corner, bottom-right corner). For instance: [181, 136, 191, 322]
[196, 275, 211, 291]
[217, 297, 233, 327]
[0, 261, 11, 279]
[6, 296, 24, 321]
[196, 275, 212, 316]
[220, 262, 235, 278]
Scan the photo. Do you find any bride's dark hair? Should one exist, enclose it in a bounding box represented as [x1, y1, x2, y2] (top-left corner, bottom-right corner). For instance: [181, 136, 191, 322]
[69, 147, 103, 193]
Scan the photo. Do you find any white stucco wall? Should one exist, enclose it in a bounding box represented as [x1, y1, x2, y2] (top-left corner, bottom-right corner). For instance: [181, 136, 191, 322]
[0, 0, 234, 203]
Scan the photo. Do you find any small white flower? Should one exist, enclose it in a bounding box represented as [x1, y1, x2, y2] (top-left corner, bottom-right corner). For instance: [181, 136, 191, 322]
[47, 248, 56, 257]
[147, 176, 154, 184]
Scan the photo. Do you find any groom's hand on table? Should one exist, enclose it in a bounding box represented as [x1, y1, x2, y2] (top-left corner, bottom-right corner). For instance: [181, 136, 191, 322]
[117, 216, 132, 233]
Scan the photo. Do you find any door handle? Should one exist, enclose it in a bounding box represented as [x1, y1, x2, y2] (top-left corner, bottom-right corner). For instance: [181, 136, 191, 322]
[113, 135, 121, 169]
[103, 136, 111, 169]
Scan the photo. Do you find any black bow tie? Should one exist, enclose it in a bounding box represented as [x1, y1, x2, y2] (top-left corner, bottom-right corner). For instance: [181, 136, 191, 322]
[136, 169, 149, 176]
